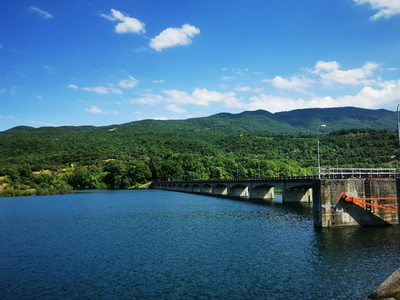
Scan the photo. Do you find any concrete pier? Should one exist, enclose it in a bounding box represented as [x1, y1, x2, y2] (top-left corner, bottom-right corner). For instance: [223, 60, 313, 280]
[313, 179, 398, 227]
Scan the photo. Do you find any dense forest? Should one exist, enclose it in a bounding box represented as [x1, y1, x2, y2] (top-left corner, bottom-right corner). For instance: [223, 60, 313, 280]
[0, 107, 398, 196]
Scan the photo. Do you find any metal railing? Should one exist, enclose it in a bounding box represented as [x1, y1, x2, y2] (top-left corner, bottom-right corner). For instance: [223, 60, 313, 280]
[312, 168, 400, 179]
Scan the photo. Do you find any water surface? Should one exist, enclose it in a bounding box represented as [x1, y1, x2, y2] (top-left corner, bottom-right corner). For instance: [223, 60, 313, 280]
[0, 189, 399, 299]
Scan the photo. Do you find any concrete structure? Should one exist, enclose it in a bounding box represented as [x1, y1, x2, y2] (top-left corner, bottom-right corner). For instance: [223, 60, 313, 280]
[151, 176, 399, 228]
[150, 177, 313, 203]
[313, 179, 398, 227]
[369, 267, 400, 299]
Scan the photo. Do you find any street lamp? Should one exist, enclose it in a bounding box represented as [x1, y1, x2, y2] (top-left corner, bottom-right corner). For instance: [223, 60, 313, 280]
[317, 124, 326, 179]
[397, 104, 400, 164]
[235, 164, 238, 180]
[333, 148, 338, 169]
[286, 156, 291, 177]
[256, 161, 260, 178]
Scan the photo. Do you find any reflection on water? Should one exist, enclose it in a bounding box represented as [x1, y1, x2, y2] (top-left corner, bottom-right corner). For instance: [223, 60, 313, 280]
[0, 190, 398, 299]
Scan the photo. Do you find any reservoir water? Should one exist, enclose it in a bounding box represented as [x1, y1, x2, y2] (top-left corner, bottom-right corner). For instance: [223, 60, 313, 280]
[0, 189, 399, 299]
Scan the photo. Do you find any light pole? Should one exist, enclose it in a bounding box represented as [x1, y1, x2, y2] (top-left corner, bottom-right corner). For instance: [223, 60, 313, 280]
[256, 161, 260, 178]
[207, 168, 210, 180]
[286, 156, 291, 177]
[333, 148, 338, 169]
[397, 104, 400, 165]
[235, 164, 238, 180]
[317, 124, 326, 179]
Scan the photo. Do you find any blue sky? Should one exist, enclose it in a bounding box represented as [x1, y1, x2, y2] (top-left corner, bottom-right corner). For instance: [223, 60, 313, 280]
[1, 0, 400, 131]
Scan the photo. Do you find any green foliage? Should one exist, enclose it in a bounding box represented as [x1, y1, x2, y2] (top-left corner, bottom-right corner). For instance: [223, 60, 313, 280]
[0, 107, 399, 196]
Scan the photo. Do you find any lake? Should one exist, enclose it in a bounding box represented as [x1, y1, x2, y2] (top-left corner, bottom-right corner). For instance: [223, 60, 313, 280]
[0, 189, 399, 299]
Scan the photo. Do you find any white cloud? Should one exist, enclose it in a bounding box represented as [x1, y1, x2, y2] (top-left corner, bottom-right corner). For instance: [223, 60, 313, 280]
[82, 86, 109, 94]
[86, 105, 103, 114]
[319, 62, 379, 85]
[68, 84, 79, 89]
[150, 24, 200, 51]
[236, 86, 251, 92]
[152, 116, 169, 120]
[119, 76, 138, 88]
[43, 65, 55, 73]
[219, 84, 228, 89]
[110, 87, 123, 94]
[263, 75, 315, 92]
[247, 79, 400, 112]
[153, 80, 165, 83]
[232, 68, 246, 76]
[37, 96, 42, 99]
[254, 71, 264, 75]
[388, 67, 397, 71]
[235, 86, 264, 93]
[252, 88, 265, 93]
[0, 44, 3, 49]
[312, 61, 340, 74]
[130, 88, 244, 108]
[353, 0, 400, 20]
[29, 6, 53, 19]
[10, 86, 20, 96]
[165, 104, 187, 113]
[222, 76, 235, 81]
[222, 68, 227, 71]
[101, 9, 145, 34]
[85, 105, 119, 115]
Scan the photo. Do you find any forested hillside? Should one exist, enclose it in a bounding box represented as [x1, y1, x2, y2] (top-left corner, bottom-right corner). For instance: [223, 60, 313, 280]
[0, 107, 398, 196]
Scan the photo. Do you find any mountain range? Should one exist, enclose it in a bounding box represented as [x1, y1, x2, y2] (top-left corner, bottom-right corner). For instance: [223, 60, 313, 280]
[5, 106, 397, 135]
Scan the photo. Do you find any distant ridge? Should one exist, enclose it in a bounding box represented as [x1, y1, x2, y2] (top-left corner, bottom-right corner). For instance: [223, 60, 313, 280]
[4, 106, 397, 134]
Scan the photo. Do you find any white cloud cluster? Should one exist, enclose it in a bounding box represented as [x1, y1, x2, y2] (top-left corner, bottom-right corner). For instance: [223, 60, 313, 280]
[101, 9, 200, 51]
[235, 86, 264, 93]
[249, 79, 400, 112]
[312, 61, 340, 74]
[119, 76, 138, 88]
[313, 61, 379, 85]
[130, 88, 244, 113]
[29, 6, 53, 19]
[354, 0, 400, 20]
[109, 87, 122, 95]
[80, 86, 123, 94]
[101, 9, 145, 34]
[82, 86, 109, 94]
[85, 105, 119, 115]
[263, 76, 315, 92]
[149, 24, 200, 51]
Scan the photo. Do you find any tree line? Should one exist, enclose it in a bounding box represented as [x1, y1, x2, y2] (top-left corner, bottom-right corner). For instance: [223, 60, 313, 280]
[0, 128, 398, 196]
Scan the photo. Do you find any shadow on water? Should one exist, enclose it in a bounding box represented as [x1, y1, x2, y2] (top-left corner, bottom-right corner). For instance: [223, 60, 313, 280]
[187, 191, 314, 220]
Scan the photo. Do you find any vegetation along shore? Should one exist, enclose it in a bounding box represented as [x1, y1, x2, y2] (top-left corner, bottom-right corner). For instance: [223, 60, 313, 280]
[0, 107, 398, 197]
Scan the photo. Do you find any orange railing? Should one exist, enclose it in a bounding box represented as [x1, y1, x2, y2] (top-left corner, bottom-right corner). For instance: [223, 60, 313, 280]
[337, 192, 398, 213]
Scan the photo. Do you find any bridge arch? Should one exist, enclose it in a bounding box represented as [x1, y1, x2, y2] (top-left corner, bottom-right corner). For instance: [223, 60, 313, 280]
[229, 183, 249, 198]
[213, 184, 228, 196]
[250, 183, 275, 200]
[200, 184, 212, 194]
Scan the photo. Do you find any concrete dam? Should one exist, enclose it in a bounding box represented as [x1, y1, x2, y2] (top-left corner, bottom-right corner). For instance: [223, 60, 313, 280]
[150, 171, 399, 228]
